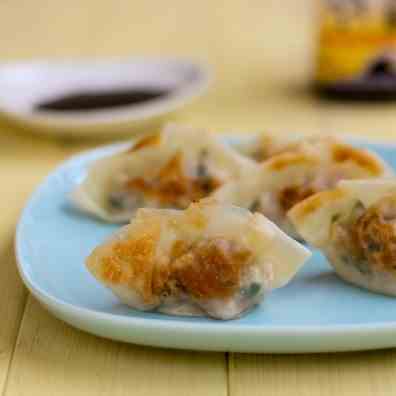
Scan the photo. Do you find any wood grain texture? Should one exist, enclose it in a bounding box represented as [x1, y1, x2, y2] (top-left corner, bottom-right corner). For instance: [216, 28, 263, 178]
[4, 298, 227, 396]
[0, 122, 63, 394]
[229, 351, 396, 396]
[1, 0, 396, 395]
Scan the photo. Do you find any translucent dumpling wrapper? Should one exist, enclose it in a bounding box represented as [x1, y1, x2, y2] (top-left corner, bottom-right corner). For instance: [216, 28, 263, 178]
[289, 179, 396, 296]
[71, 123, 257, 222]
[213, 137, 393, 238]
[86, 201, 311, 320]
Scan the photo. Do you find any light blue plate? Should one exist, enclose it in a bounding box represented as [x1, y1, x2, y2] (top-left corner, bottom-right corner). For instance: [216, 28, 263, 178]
[15, 139, 396, 353]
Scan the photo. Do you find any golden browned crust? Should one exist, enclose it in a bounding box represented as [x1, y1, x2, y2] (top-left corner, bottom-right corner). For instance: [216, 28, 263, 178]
[172, 238, 252, 299]
[278, 186, 316, 212]
[288, 188, 347, 222]
[129, 133, 161, 152]
[95, 234, 253, 302]
[170, 239, 190, 260]
[126, 152, 221, 207]
[332, 144, 383, 176]
[99, 231, 160, 303]
[266, 152, 318, 171]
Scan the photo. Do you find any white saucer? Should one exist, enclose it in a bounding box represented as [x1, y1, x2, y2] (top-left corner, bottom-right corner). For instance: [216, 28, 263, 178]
[0, 58, 210, 137]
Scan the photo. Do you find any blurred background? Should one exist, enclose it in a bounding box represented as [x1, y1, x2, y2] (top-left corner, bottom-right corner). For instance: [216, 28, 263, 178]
[2, 0, 396, 144]
[0, 1, 314, 140]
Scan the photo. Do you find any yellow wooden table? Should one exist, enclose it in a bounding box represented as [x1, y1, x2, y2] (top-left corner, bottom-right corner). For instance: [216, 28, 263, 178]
[2, 1, 396, 395]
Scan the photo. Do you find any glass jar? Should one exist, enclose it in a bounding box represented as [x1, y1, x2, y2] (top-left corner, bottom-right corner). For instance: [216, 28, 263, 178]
[315, 0, 396, 100]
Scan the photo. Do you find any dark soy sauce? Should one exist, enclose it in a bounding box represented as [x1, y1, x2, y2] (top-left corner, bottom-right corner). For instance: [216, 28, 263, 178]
[35, 88, 170, 112]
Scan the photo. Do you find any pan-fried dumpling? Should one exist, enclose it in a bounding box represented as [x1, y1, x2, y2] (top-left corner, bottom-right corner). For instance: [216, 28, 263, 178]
[71, 124, 257, 222]
[234, 134, 334, 163]
[214, 138, 392, 238]
[86, 200, 311, 320]
[289, 179, 396, 296]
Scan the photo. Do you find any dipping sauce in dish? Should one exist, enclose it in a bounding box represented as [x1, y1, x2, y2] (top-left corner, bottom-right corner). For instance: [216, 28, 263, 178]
[35, 88, 170, 112]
